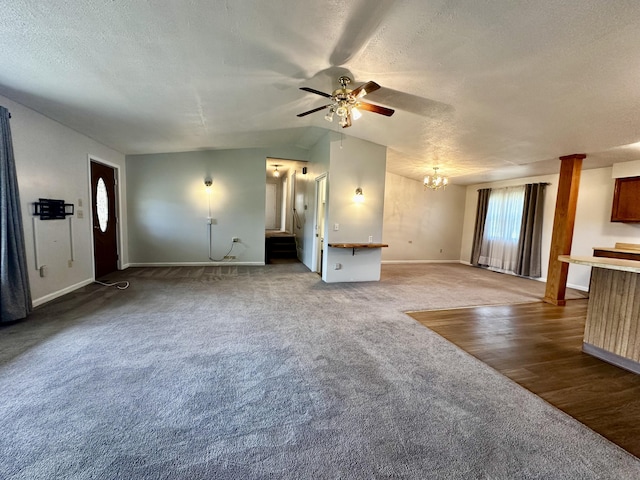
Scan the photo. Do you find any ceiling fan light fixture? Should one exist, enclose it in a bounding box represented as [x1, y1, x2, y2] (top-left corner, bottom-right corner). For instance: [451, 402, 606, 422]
[297, 76, 394, 128]
[336, 105, 348, 117]
[324, 109, 334, 122]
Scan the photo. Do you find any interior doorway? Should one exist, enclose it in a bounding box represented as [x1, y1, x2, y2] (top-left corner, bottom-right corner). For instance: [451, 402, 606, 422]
[90, 160, 119, 278]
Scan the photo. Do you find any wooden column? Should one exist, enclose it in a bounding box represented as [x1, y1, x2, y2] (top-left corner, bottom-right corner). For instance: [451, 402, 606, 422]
[543, 154, 585, 306]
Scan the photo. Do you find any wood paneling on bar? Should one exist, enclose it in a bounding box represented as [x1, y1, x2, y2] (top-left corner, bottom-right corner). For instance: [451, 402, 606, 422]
[585, 267, 640, 361]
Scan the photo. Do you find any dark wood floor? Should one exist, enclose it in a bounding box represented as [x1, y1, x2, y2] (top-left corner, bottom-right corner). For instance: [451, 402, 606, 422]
[408, 299, 640, 458]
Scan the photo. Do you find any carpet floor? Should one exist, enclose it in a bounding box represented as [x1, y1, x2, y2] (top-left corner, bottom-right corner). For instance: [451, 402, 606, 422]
[1, 263, 637, 479]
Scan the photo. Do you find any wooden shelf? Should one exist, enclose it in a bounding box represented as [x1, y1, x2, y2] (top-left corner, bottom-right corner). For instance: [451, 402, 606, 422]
[328, 243, 389, 255]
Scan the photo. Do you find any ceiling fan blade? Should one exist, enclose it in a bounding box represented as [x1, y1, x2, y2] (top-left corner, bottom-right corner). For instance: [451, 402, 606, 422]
[351, 81, 381, 98]
[357, 101, 395, 117]
[365, 88, 453, 117]
[329, 1, 397, 66]
[296, 104, 332, 117]
[299, 87, 332, 98]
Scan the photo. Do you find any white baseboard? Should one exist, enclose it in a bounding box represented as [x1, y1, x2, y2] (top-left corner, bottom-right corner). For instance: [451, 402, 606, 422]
[567, 282, 589, 292]
[32, 278, 95, 308]
[382, 260, 464, 265]
[126, 261, 265, 267]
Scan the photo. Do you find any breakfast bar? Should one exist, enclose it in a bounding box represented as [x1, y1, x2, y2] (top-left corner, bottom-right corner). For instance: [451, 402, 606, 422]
[559, 245, 640, 374]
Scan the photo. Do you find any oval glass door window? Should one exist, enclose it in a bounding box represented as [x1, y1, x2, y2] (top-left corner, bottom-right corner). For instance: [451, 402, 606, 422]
[96, 177, 109, 232]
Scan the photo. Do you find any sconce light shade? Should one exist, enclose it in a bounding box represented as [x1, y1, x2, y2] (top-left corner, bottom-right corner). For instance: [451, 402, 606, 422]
[354, 187, 364, 203]
[204, 178, 213, 187]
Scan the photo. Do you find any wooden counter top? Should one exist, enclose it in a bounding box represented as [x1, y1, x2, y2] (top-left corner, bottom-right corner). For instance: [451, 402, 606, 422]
[559, 255, 640, 273]
[328, 243, 388, 248]
[328, 243, 389, 255]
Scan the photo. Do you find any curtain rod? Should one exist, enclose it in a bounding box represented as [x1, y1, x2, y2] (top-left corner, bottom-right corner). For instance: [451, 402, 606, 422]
[477, 182, 551, 191]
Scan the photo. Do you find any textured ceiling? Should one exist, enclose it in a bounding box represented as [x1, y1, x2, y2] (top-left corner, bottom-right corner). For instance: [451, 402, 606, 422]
[2, 0, 640, 184]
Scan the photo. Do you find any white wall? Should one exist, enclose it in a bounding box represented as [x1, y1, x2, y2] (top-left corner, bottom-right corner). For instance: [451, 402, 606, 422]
[3, 94, 127, 306]
[382, 172, 466, 262]
[126, 147, 307, 265]
[323, 133, 387, 282]
[460, 166, 640, 291]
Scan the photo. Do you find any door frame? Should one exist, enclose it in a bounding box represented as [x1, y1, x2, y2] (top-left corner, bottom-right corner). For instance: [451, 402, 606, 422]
[87, 155, 124, 277]
[312, 173, 328, 274]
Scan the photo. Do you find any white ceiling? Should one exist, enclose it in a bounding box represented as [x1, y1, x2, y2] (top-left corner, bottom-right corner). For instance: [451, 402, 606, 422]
[3, 0, 640, 185]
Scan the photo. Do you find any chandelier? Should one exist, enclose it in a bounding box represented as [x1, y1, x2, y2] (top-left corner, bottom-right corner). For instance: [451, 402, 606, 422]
[424, 167, 448, 190]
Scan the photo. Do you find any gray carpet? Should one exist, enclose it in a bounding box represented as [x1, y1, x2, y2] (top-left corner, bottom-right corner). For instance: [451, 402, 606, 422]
[1, 263, 637, 479]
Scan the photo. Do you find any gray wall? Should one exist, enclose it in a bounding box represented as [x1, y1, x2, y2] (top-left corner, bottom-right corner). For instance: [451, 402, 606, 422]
[3, 94, 127, 306]
[126, 147, 308, 265]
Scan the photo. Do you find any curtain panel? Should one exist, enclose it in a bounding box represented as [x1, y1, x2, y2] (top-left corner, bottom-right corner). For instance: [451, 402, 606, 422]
[478, 185, 526, 272]
[1, 106, 32, 322]
[515, 183, 546, 277]
[470, 188, 491, 265]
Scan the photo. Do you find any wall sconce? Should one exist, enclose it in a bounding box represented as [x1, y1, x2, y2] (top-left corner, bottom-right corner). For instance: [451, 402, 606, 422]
[272, 164, 281, 177]
[204, 178, 213, 193]
[354, 187, 364, 203]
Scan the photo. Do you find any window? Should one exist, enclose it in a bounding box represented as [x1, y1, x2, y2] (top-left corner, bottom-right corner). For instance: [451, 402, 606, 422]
[478, 185, 525, 272]
[96, 177, 109, 232]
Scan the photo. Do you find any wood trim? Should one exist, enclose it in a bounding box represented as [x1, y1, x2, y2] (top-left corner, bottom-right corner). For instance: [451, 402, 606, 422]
[543, 154, 585, 306]
[583, 342, 640, 375]
[593, 249, 640, 261]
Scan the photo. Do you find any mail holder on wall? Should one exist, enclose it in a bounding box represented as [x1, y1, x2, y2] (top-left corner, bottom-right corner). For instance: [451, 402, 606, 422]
[33, 198, 74, 220]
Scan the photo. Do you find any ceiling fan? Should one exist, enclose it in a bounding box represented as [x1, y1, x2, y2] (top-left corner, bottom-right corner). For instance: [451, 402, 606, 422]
[297, 76, 395, 128]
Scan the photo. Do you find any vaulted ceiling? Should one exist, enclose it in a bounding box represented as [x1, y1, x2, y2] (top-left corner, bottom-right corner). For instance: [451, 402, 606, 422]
[3, 1, 640, 184]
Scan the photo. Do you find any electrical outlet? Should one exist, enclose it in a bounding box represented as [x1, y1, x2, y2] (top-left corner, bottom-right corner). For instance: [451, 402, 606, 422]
[368, 235, 373, 243]
[334, 263, 342, 270]
[77, 210, 83, 219]
[39, 265, 48, 277]
[232, 237, 239, 243]
[334, 223, 339, 231]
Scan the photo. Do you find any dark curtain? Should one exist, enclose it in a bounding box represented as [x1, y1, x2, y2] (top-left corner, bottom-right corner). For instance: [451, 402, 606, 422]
[470, 188, 491, 265]
[1, 106, 32, 322]
[515, 183, 546, 277]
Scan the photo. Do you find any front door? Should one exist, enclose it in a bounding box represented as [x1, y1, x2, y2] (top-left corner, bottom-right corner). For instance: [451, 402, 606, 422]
[91, 161, 118, 278]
